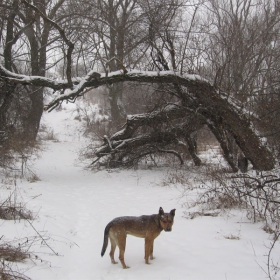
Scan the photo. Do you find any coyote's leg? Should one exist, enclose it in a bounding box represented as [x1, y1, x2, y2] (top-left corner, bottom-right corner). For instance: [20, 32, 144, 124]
[118, 232, 130, 269]
[109, 236, 118, 264]
[149, 241, 155, 260]
[144, 237, 153, 264]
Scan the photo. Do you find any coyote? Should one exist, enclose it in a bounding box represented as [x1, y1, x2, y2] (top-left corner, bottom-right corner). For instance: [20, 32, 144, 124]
[101, 207, 176, 268]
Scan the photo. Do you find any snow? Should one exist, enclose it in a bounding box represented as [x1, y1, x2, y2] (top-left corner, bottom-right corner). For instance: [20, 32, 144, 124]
[1, 104, 279, 280]
[2, 65, 211, 112]
[101, 69, 209, 85]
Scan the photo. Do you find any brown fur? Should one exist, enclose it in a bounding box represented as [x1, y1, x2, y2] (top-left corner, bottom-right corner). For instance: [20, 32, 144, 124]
[101, 207, 176, 268]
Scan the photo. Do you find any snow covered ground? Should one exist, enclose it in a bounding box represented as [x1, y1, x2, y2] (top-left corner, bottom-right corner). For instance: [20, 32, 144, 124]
[1, 104, 279, 280]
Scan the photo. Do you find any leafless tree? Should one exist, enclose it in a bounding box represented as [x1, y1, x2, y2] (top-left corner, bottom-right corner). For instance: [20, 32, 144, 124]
[0, 0, 69, 142]
[0, 0, 76, 168]
[64, 0, 185, 127]
[201, 0, 280, 164]
[0, 0, 279, 171]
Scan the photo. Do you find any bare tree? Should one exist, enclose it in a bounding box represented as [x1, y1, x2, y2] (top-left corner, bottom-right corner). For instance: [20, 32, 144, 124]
[0, 65, 275, 171]
[205, 0, 280, 97]
[63, 0, 148, 127]
[0, 0, 69, 142]
[66, 0, 185, 127]
[0, 0, 278, 172]
[201, 0, 280, 165]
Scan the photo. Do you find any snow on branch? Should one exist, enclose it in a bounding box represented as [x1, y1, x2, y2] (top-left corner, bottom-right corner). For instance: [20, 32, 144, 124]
[0, 64, 68, 89]
[0, 64, 212, 111]
[0, 63, 276, 170]
[110, 103, 196, 141]
[45, 69, 211, 111]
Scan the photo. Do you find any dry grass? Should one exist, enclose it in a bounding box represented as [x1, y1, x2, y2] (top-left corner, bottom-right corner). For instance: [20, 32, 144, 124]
[27, 173, 40, 183]
[37, 124, 58, 141]
[0, 184, 34, 279]
[0, 265, 31, 280]
[0, 206, 33, 220]
[224, 234, 240, 240]
[0, 185, 34, 221]
[176, 165, 280, 235]
[0, 245, 29, 263]
[0, 238, 34, 280]
[162, 169, 191, 187]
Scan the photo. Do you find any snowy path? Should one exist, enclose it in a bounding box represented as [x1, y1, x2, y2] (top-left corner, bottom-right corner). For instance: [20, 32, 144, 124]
[3, 107, 276, 280]
[27, 140, 181, 279]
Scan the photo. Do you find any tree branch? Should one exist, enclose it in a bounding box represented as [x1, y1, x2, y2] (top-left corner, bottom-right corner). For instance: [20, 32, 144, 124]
[21, 0, 74, 87]
[0, 65, 275, 171]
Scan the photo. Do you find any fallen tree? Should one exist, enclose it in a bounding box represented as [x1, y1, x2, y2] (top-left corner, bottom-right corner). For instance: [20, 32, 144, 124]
[0, 65, 275, 171]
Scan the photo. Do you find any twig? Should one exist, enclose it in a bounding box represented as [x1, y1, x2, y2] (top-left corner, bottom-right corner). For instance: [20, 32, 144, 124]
[21, 0, 74, 87]
[25, 219, 58, 256]
[267, 232, 280, 280]
[106, 57, 128, 74]
[104, 135, 113, 150]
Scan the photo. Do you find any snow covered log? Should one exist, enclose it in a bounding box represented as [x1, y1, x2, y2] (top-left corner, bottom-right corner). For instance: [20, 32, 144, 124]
[0, 65, 275, 171]
[93, 114, 203, 167]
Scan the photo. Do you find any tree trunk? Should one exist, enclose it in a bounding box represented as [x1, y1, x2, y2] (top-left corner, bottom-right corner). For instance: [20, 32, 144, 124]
[24, 86, 44, 141]
[0, 82, 16, 132]
[109, 83, 126, 127]
[186, 136, 201, 166]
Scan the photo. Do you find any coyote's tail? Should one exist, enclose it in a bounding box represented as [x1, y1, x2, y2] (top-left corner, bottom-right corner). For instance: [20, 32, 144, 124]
[101, 224, 111, 257]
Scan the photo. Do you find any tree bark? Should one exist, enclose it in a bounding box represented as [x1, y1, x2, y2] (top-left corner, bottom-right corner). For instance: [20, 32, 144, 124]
[0, 0, 18, 136]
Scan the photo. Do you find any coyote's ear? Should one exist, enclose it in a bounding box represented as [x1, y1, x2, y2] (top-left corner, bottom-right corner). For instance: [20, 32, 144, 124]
[159, 207, 164, 216]
[170, 209, 176, 217]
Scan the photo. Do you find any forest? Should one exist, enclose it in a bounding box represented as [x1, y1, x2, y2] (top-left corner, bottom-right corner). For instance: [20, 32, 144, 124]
[1, 1, 280, 279]
[0, 0, 280, 171]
